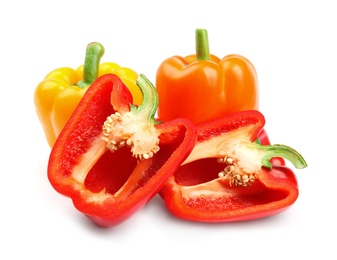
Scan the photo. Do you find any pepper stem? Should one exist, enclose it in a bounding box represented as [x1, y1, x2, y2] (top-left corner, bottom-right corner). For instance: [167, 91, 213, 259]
[77, 42, 105, 88]
[132, 74, 159, 125]
[254, 143, 308, 169]
[195, 29, 210, 61]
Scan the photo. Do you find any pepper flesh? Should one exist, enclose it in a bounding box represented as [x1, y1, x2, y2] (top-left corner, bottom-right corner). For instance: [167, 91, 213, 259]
[156, 29, 258, 124]
[159, 110, 307, 222]
[47, 73, 197, 227]
[34, 42, 142, 147]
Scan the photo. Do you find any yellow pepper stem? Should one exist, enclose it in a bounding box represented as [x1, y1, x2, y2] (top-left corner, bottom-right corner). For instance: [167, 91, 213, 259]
[77, 42, 105, 88]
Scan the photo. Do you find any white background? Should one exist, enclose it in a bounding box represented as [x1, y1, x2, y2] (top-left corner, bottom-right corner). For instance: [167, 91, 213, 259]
[1, 0, 335, 259]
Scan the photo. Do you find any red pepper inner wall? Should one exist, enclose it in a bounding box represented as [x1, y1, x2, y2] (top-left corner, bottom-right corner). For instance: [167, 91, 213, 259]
[84, 146, 137, 194]
[84, 128, 186, 196]
[175, 158, 288, 210]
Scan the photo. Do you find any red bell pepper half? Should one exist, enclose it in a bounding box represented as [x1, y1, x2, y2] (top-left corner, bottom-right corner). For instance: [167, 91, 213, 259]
[159, 110, 307, 222]
[47, 73, 197, 227]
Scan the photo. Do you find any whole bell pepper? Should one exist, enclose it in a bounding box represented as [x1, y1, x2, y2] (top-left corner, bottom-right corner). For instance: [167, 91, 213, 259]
[34, 42, 142, 147]
[156, 28, 258, 124]
[47, 73, 197, 227]
[159, 110, 307, 222]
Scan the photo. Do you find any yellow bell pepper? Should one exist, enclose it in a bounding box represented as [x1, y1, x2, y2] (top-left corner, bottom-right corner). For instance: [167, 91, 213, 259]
[34, 42, 142, 147]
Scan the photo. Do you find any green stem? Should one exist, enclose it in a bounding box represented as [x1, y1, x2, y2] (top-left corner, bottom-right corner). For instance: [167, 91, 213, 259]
[195, 29, 210, 61]
[253, 143, 308, 169]
[77, 42, 105, 88]
[133, 74, 159, 125]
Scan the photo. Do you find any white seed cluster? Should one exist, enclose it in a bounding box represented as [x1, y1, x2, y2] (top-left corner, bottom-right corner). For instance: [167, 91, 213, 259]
[102, 112, 124, 151]
[132, 142, 160, 160]
[218, 156, 257, 187]
[102, 112, 160, 160]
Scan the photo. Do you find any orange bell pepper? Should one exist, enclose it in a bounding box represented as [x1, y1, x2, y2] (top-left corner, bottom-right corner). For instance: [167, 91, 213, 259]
[156, 29, 259, 124]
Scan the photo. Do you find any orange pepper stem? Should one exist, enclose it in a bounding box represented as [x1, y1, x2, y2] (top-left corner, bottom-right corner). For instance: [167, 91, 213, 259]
[195, 29, 210, 61]
[77, 42, 105, 88]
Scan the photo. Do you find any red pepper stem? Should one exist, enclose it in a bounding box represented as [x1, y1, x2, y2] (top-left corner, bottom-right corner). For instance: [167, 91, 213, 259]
[77, 42, 105, 89]
[195, 29, 211, 61]
[256, 143, 308, 169]
[132, 74, 159, 125]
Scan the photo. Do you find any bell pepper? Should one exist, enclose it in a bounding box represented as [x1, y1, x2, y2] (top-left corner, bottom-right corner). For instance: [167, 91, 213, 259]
[34, 42, 142, 147]
[159, 110, 307, 222]
[156, 28, 258, 124]
[47, 73, 197, 227]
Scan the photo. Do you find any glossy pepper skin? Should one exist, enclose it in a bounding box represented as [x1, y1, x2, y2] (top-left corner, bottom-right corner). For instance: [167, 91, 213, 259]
[34, 42, 142, 147]
[156, 29, 258, 124]
[47, 73, 196, 227]
[159, 110, 307, 222]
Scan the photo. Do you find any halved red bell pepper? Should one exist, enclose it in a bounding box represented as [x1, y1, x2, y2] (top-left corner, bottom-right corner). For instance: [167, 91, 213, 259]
[159, 110, 307, 222]
[47, 73, 197, 227]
